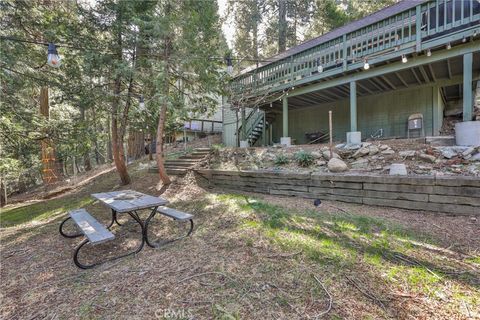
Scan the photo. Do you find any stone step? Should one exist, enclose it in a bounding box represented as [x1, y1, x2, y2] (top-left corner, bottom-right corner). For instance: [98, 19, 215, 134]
[194, 148, 211, 152]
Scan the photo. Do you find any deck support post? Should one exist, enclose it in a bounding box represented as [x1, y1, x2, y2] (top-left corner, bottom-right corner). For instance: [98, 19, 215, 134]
[347, 81, 361, 145]
[463, 53, 473, 121]
[350, 81, 357, 132]
[281, 97, 291, 146]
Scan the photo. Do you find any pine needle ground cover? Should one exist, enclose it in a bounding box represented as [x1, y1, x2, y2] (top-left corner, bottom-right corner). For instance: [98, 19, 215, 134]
[1, 167, 478, 319]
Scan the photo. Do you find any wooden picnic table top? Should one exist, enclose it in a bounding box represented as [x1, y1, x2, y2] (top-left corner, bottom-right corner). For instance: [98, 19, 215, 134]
[91, 190, 168, 213]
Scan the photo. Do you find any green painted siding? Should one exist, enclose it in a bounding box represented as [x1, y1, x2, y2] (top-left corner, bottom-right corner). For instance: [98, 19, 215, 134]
[272, 86, 435, 144]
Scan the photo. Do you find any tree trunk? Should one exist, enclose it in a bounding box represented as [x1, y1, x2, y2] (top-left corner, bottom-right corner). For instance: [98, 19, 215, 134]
[39, 86, 59, 184]
[278, 0, 287, 53]
[0, 178, 6, 207]
[91, 106, 103, 164]
[80, 108, 92, 171]
[107, 115, 113, 162]
[111, 77, 131, 185]
[156, 30, 172, 185]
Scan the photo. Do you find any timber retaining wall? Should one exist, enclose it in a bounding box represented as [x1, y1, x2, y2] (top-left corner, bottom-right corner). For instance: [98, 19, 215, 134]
[195, 169, 480, 215]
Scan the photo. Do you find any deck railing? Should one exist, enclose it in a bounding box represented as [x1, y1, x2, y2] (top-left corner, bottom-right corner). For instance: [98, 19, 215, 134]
[231, 0, 480, 97]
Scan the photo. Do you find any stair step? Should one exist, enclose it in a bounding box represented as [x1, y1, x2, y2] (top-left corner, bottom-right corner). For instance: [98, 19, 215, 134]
[165, 159, 198, 163]
[166, 168, 187, 175]
[165, 163, 196, 168]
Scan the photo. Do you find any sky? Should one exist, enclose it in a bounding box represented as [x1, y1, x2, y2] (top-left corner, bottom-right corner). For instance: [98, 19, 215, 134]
[218, 0, 235, 48]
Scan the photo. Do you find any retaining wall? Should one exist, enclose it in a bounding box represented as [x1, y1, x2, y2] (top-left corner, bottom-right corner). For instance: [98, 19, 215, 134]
[195, 169, 480, 215]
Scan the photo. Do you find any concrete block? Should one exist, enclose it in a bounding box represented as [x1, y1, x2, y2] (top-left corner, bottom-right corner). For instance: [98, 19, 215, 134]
[455, 121, 480, 146]
[389, 163, 407, 175]
[239, 140, 249, 148]
[280, 137, 291, 147]
[346, 131, 362, 144]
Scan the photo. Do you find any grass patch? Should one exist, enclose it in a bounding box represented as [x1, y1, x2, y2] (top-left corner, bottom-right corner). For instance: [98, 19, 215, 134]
[0, 196, 93, 227]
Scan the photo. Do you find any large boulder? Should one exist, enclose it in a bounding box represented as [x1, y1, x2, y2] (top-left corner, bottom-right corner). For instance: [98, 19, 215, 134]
[418, 153, 436, 163]
[322, 150, 341, 160]
[368, 145, 379, 156]
[352, 147, 369, 158]
[328, 158, 348, 172]
[399, 150, 416, 158]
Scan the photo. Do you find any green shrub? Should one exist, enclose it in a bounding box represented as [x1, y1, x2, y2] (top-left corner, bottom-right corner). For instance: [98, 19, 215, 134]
[274, 154, 289, 165]
[294, 150, 315, 167]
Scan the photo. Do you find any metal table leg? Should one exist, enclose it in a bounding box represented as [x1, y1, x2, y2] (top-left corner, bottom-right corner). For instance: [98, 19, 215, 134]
[73, 210, 145, 269]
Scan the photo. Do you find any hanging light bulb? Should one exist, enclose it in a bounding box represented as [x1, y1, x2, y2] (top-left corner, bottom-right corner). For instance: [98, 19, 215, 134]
[47, 43, 61, 68]
[139, 96, 145, 110]
[317, 65, 323, 73]
[225, 55, 233, 75]
[401, 54, 408, 63]
[363, 59, 370, 70]
[446, 42, 451, 50]
[462, 36, 467, 43]
[426, 49, 432, 57]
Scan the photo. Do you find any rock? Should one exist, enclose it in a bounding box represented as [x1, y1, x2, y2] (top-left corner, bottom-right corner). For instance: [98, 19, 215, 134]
[311, 151, 322, 159]
[418, 153, 436, 163]
[335, 143, 345, 149]
[381, 149, 395, 155]
[344, 144, 361, 150]
[379, 145, 389, 151]
[418, 165, 433, 170]
[362, 142, 372, 147]
[399, 150, 416, 158]
[351, 158, 369, 169]
[316, 160, 326, 166]
[368, 145, 379, 156]
[439, 148, 457, 159]
[352, 147, 369, 158]
[328, 158, 348, 172]
[461, 147, 475, 157]
[389, 163, 408, 175]
[322, 150, 341, 160]
[469, 153, 480, 161]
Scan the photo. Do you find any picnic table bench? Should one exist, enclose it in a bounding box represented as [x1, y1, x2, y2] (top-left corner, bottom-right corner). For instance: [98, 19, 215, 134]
[59, 190, 194, 269]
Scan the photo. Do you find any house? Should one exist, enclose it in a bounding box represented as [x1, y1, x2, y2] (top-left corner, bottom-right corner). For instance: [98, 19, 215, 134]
[223, 0, 480, 147]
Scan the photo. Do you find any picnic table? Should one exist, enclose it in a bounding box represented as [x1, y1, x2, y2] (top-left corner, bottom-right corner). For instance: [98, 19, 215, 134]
[59, 190, 194, 269]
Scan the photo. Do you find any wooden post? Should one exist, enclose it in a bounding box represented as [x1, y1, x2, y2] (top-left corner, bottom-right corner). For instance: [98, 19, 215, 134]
[329, 110, 333, 159]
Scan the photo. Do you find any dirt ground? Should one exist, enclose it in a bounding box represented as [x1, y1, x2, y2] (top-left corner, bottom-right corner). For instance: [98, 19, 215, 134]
[1, 165, 479, 319]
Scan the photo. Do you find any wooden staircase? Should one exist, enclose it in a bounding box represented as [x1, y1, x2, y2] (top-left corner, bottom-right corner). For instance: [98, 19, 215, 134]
[150, 148, 211, 176]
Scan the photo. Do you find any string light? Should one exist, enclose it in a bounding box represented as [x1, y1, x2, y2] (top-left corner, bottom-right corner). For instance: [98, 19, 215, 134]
[426, 49, 432, 57]
[446, 42, 451, 50]
[225, 55, 233, 75]
[47, 43, 61, 68]
[401, 54, 407, 63]
[363, 58, 370, 70]
[317, 65, 323, 73]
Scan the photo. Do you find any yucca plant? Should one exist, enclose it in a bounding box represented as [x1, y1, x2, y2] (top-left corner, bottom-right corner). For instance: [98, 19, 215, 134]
[294, 150, 315, 167]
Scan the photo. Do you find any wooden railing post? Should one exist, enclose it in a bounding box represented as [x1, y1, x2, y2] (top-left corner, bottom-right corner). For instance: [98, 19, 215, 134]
[416, 4, 422, 52]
